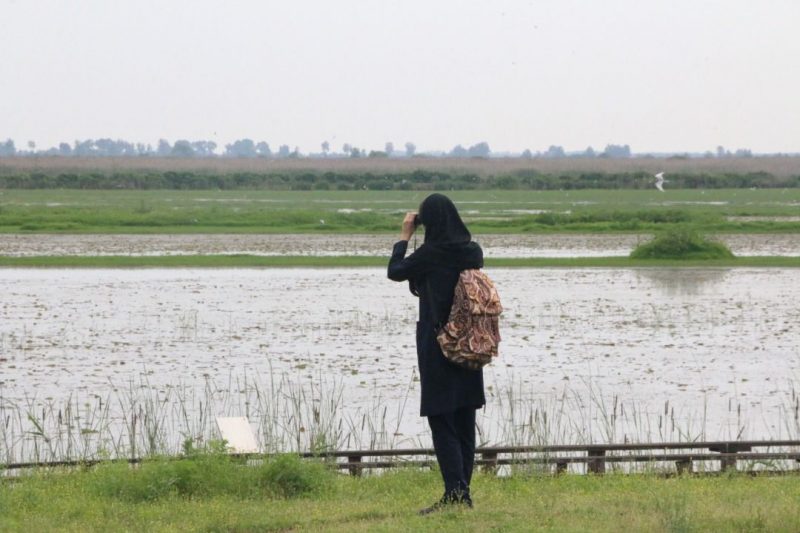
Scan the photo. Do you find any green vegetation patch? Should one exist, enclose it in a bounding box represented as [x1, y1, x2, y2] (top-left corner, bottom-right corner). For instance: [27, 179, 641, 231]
[2, 189, 800, 234]
[2, 463, 800, 532]
[631, 228, 735, 260]
[87, 451, 333, 502]
[1, 162, 799, 191]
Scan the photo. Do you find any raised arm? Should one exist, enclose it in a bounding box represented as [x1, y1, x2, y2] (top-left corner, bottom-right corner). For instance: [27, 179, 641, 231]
[388, 240, 416, 281]
[388, 212, 426, 282]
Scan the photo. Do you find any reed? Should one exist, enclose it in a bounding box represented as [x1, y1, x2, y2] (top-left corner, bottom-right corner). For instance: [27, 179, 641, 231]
[3, 369, 798, 472]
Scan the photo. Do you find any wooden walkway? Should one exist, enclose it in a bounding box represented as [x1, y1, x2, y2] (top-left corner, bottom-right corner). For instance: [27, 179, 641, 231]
[301, 439, 800, 476]
[5, 439, 800, 476]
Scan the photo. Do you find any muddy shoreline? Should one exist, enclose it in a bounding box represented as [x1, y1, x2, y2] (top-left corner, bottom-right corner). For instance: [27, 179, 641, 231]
[1, 233, 798, 258]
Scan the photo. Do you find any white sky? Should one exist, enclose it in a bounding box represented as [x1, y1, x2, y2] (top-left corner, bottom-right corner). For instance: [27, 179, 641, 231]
[1, 0, 799, 153]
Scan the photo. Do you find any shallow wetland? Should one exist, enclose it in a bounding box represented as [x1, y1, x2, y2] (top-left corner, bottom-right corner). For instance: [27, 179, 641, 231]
[1, 266, 799, 462]
[1, 232, 799, 257]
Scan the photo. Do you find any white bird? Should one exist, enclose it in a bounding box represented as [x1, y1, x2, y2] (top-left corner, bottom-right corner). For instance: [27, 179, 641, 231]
[319, 219, 325, 225]
[654, 172, 666, 192]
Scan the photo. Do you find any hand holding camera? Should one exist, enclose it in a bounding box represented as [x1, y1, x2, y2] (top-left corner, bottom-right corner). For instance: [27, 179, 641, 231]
[401, 212, 420, 241]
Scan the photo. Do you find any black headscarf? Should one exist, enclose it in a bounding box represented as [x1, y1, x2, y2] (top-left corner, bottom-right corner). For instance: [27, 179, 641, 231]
[407, 192, 483, 306]
[419, 193, 471, 247]
[412, 193, 483, 273]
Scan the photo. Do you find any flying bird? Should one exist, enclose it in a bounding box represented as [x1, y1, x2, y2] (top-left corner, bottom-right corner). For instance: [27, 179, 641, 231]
[654, 172, 666, 192]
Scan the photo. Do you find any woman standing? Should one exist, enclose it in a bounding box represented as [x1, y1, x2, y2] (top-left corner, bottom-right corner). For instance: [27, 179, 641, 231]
[387, 193, 485, 514]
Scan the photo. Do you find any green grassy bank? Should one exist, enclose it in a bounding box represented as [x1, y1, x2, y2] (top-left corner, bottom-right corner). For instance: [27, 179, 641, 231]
[1, 189, 800, 234]
[2, 459, 799, 532]
[2, 254, 800, 268]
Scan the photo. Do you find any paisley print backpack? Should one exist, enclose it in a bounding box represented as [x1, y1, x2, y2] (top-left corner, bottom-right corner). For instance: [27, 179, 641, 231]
[436, 269, 502, 371]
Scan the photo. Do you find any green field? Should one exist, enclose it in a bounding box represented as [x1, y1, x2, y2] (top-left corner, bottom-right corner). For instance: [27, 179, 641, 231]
[2, 460, 799, 532]
[1, 189, 799, 234]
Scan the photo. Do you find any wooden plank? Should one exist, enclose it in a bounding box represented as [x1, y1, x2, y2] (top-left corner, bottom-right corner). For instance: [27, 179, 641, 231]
[346, 455, 363, 477]
[481, 451, 498, 474]
[676, 459, 693, 475]
[299, 440, 800, 458]
[329, 452, 800, 470]
[5, 440, 800, 471]
[587, 448, 606, 474]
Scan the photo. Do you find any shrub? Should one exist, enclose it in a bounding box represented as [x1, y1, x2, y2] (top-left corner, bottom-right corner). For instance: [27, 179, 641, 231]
[89, 460, 178, 502]
[255, 454, 333, 498]
[88, 443, 252, 502]
[630, 228, 735, 260]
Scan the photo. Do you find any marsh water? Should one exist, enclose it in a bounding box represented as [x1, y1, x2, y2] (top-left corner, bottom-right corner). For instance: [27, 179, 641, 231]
[1, 266, 799, 455]
[1, 233, 799, 257]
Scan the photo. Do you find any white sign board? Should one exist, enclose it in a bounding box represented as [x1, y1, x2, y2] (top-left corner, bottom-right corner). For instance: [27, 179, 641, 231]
[215, 417, 259, 453]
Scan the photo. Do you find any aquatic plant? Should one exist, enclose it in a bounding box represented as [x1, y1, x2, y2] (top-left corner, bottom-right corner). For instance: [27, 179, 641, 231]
[630, 227, 734, 260]
[3, 369, 798, 474]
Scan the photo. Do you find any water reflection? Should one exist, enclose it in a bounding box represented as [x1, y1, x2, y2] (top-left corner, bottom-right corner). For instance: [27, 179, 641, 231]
[635, 268, 730, 296]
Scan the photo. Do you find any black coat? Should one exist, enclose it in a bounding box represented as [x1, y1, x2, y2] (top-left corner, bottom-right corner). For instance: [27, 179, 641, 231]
[388, 240, 486, 417]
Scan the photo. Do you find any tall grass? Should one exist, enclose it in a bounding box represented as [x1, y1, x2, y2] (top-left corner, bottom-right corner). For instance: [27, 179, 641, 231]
[0, 370, 410, 466]
[2, 369, 799, 469]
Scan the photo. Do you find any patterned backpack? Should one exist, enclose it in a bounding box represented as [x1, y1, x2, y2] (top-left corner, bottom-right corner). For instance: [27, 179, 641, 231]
[436, 269, 502, 371]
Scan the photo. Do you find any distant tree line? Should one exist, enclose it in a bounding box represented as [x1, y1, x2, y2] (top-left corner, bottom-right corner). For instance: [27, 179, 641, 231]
[1, 137, 772, 160]
[0, 138, 424, 159]
[0, 169, 797, 190]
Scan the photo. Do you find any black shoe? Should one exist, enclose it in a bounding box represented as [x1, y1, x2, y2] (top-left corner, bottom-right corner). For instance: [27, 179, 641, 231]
[418, 500, 448, 516]
[418, 493, 473, 515]
[447, 489, 473, 508]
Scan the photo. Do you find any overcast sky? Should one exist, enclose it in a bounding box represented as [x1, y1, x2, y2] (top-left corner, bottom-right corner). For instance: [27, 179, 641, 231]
[1, 0, 799, 153]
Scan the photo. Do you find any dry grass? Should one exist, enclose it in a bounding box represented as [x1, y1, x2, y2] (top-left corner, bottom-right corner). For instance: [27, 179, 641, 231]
[2, 155, 800, 177]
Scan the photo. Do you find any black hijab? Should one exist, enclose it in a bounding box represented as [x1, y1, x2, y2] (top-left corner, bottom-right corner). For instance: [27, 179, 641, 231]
[414, 193, 483, 271]
[419, 193, 472, 247]
[408, 192, 483, 302]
